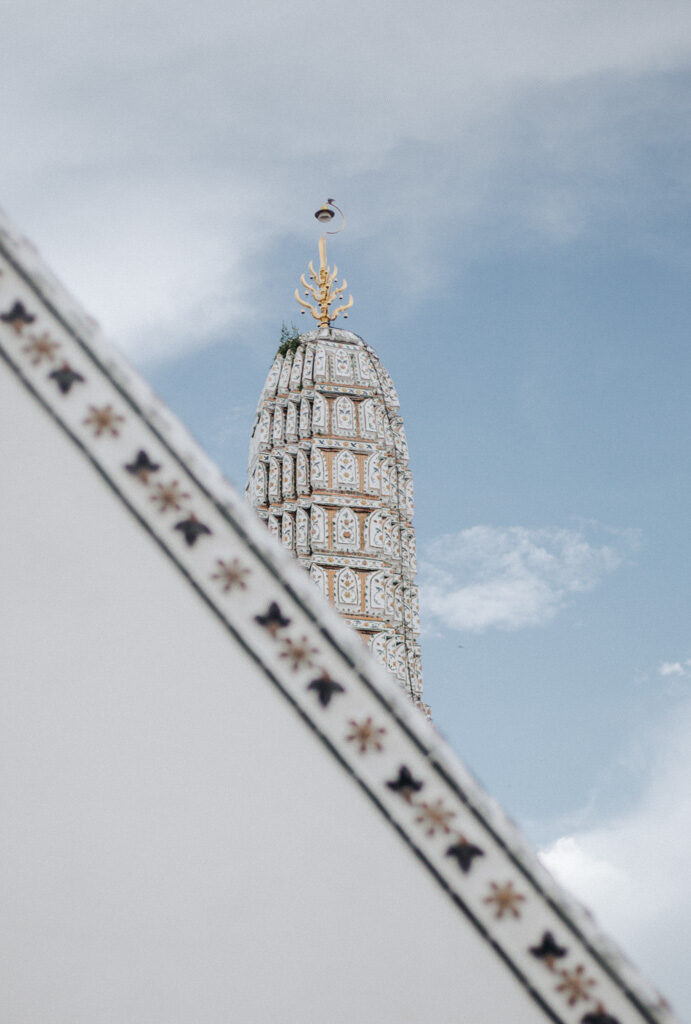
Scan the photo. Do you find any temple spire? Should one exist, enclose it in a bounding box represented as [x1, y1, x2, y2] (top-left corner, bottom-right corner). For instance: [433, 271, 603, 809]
[294, 199, 353, 327]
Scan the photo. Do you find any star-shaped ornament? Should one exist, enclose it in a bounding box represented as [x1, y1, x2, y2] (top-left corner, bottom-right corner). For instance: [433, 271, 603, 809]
[150, 480, 190, 512]
[125, 449, 162, 483]
[386, 765, 424, 802]
[254, 602, 291, 636]
[306, 672, 345, 707]
[415, 798, 456, 837]
[445, 837, 485, 873]
[529, 931, 568, 967]
[581, 1008, 621, 1024]
[346, 717, 386, 754]
[83, 404, 125, 437]
[211, 558, 250, 593]
[483, 880, 526, 919]
[23, 331, 60, 364]
[555, 965, 596, 1006]
[279, 635, 318, 672]
[174, 515, 212, 546]
[1, 300, 35, 333]
[48, 363, 85, 394]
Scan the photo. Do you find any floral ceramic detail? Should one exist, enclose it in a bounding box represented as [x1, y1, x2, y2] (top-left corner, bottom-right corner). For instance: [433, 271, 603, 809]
[414, 799, 456, 837]
[555, 965, 597, 1006]
[279, 635, 318, 672]
[150, 480, 190, 513]
[483, 881, 526, 920]
[83, 404, 125, 437]
[346, 717, 386, 754]
[23, 332, 60, 364]
[211, 558, 250, 593]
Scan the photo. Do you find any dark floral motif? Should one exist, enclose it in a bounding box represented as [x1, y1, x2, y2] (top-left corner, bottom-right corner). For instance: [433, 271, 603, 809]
[150, 479, 190, 512]
[174, 515, 212, 546]
[279, 635, 318, 671]
[48, 363, 85, 394]
[346, 717, 386, 754]
[306, 672, 345, 707]
[125, 449, 161, 483]
[211, 558, 250, 593]
[386, 765, 424, 802]
[484, 881, 526, 919]
[581, 1011, 621, 1024]
[1, 300, 35, 333]
[530, 931, 568, 967]
[24, 331, 60, 364]
[445, 837, 485, 873]
[415, 798, 456, 837]
[83, 403, 125, 437]
[254, 601, 291, 636]
[555, 965, 596, 1006]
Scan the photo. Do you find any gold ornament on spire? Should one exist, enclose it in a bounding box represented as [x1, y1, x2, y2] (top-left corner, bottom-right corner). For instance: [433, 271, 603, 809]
[295, 199, 354, 327]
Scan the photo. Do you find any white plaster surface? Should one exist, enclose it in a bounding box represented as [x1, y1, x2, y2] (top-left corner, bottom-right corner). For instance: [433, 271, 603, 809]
[0, 361, 546, 1021]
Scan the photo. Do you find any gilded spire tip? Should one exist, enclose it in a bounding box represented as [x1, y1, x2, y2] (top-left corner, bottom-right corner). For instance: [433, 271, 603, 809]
[295, 200, 353, 327]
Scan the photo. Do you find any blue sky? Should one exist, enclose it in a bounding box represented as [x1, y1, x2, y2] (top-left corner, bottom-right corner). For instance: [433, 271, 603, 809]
[2, 0, 691, 1014]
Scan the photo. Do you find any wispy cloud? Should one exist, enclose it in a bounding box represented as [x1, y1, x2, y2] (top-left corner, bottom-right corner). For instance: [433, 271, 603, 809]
[659, 660, 691, 678]
[540, 697, 691, 1014]
[420, 524, 639, 632]
[1, 1, 691, 360]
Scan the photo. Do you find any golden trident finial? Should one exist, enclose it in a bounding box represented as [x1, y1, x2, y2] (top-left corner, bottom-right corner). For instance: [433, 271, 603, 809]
[295, 199, 354, 327]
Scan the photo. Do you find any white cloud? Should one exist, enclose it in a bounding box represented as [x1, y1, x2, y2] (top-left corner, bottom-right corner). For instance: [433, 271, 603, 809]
[420, 524, 638, 632]
[540, 697, 691, 1016]
[1, 1, 690, 360]
[659, 660, 690, 677]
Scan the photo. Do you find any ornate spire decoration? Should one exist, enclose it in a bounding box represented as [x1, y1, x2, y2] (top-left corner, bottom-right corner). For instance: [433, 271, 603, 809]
[247, 201, 427, 714]
[294, 199, 353, 327]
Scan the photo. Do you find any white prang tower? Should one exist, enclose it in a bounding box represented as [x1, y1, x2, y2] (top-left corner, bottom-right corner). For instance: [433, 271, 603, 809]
[246, 201, 425, 710]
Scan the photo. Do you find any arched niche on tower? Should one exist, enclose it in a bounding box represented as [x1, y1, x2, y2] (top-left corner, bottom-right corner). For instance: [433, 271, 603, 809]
[272, 406, 284, 445]
[296, 450, 310, 494]
[357, 348, 375, 384]
[335, 566, 360, 610]
[310, 447, 326, 489]
[289, 347, 304, 389]
[365, 509, 386, 551]
[310, 505, 326, 546]
[334, 449, 359, 490]
[334, 396, 355, 435]
[252, 462, 267, 506]
[333, 348, 354, 382]
[359, 398, 377, 437]
[281, 454, 295, 499]
[285, 402, 298, 441]
[312, 393, 328, 433]
[268, 457, 281, 503]
[296, 507, 310, 554]
[258, 408, 271, 446]
[281, 512, 294, 551]
[302, 344, 314, 385]
[278, 351, 293, 392]
[265, 356, 282, 395]
[313, 343, 327, 381]
[365, 569, 388, 614]
[365, 453, 380, 494]
[310, 562, 328, 599]
[333, 507, 359, 550]
[299, 397, 311, 437]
